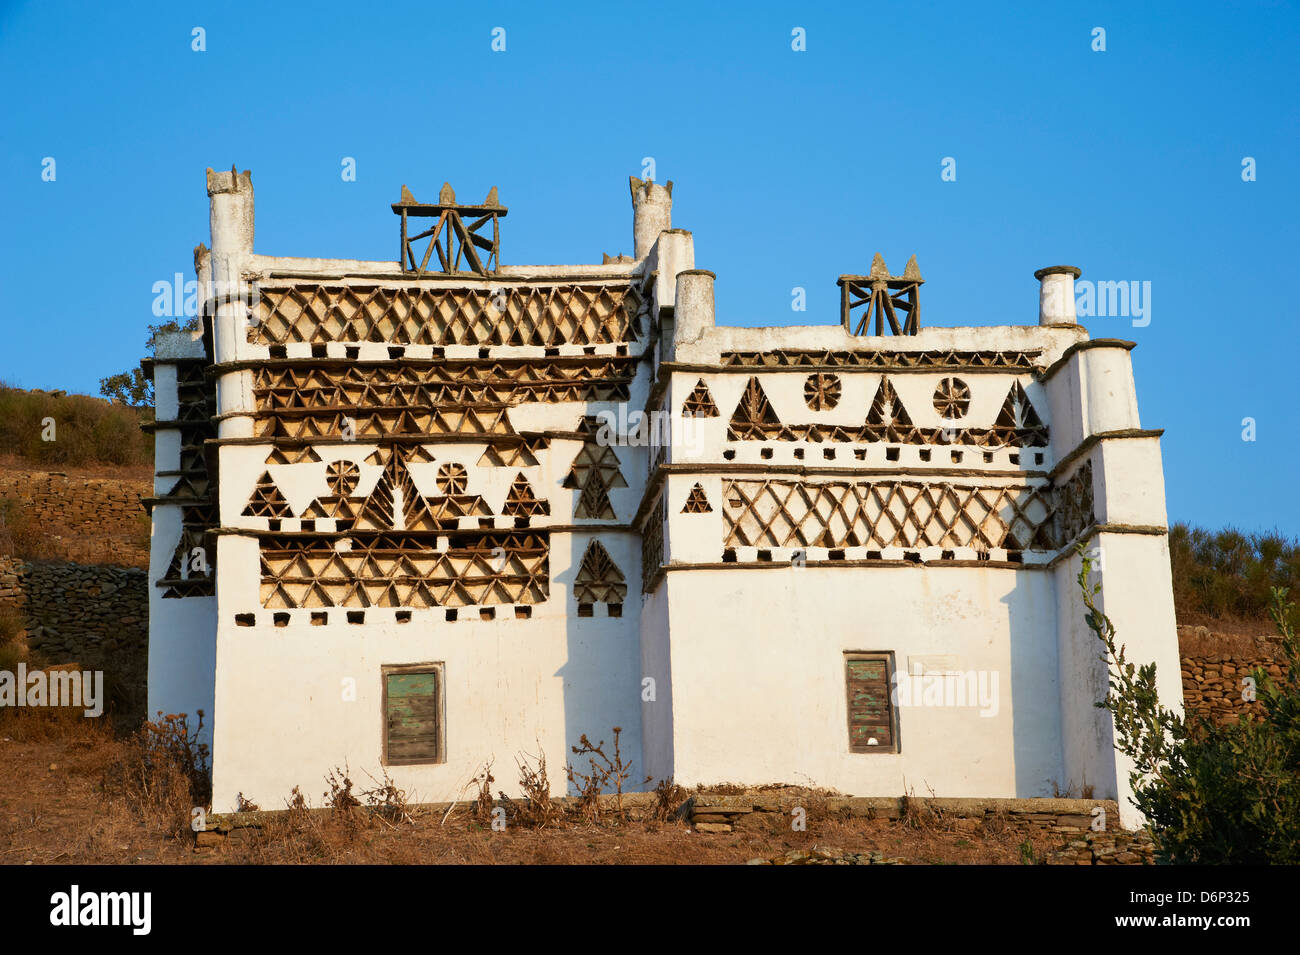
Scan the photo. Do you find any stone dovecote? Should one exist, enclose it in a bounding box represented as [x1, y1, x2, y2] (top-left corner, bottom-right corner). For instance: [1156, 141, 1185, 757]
[148, 171, 1182, 831]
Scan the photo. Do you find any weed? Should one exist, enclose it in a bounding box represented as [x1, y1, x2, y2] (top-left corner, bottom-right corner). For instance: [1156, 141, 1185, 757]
[323, 765, 363, 830]
[502, 749, 558, 829]
[360, 769, 412, 826]
[648, 777, 687, 823]
[566, 727, 634, 821]
[470, 761, 495, 826]
[101, 711, 210, 836]
[235, 792, 260, 813]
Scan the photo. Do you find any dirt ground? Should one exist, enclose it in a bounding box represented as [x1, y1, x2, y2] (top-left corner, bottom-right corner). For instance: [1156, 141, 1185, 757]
[0, 722, 1052, 866]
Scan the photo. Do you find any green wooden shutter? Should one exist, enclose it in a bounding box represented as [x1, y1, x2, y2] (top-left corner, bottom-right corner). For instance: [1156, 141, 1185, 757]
[385, 668, 442, 764]
[846, 656, 895, 753]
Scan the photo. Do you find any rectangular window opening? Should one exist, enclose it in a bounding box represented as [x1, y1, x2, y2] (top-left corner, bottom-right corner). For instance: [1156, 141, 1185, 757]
[845, 653, 898, 754]
[382, 663, 445, 766]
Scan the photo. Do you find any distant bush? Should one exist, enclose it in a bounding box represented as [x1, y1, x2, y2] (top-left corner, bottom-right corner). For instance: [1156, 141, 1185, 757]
[1170, 523, 1300, 625]
[0, 384, 151, 469]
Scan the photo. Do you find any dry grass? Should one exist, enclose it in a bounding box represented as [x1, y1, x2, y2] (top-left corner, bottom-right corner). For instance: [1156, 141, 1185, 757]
[1170, 522, 1300, 629]
[0, 497, 48, 561]
[0, 453, 153, 484]
[502, 750, 561, 829]
[649, 777, 688, 822]
[0, 386, 152, 470]
[1177, 626, 1282, 660]
[0, 722, 1058, 865]
[566, 728, 635, 822]
[100, 712, 211, 837]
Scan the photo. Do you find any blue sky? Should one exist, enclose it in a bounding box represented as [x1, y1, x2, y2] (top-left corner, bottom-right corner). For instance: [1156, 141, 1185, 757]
[1, 0, 1296, 532]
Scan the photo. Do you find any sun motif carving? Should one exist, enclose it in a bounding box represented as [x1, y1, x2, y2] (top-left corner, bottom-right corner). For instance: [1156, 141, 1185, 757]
[803, 374, 841, 411]
[436, 462, 468, 495]
[326, 460, 360, 496]
[932, 378, 971, 419]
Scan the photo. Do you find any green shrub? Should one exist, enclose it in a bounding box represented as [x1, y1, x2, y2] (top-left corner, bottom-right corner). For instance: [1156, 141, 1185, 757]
[1082, 550, 1300, 863]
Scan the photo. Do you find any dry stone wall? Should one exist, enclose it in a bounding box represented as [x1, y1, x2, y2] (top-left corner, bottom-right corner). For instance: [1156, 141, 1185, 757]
[0, 555, 148, 720]
[0, 469, 146, 529]
[0, 469, 150, 568]
[685, 792, 1155, 865]
[1177, 624, 1289, 725]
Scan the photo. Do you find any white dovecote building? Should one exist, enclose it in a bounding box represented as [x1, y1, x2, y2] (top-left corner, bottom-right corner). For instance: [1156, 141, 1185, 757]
[146, 170, 1182, 827]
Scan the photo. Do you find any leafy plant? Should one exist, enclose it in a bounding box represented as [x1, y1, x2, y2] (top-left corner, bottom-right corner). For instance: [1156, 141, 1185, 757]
[98, 317, 201, 408]
[1081, 548, 1300, 863]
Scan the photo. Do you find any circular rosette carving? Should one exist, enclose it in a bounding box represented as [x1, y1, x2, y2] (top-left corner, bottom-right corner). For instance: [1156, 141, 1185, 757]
[437, 462, 469, 495]
[803, 373, 841, 411]
[326, 460, 360, 496]
[933, 377, 971, 419]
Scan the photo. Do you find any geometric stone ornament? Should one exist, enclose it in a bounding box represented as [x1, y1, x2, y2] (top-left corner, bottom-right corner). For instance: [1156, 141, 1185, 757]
[265, 446, 323, 465]
[253, 360, 638, 409]
[720, 349, 1043, 370]
[250, 282, 643, 347]
[358, 444, 492, 531]
[727, 377, 784, 440]
[723, 373, 1049, 449]
[327, 460, 361, 496]
[932, 377, 971, 419]
[502, 472, 550, 517]
[259, 532, 549, 609]
[572, 540, 627, 604]
[682, 378, 720, 417]
[242, 472, 294, 518]
[564, 422, 627, 519]
[682, 483, 713, 513]
[803, 373, 841, 411]
[722, 478, 1061, 552]
[478, 443, 540, 468]
[1056, 459, 1095, 544]
[641, 494, 667, 593]
[436, 463, 469, 495]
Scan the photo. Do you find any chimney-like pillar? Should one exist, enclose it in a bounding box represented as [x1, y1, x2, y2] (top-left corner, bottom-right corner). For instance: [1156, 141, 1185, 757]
[1035, 265, 1081, 326]
[671, 269, 715, 362]
[630, 176, 673, 260]
[206, 166, 256, 435]
[208, 167, 254, 257]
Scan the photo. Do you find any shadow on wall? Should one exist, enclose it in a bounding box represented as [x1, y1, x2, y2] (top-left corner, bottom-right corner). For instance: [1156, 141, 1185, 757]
[1002, 571, 1068, 798]
[556, 532, 645, 797]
